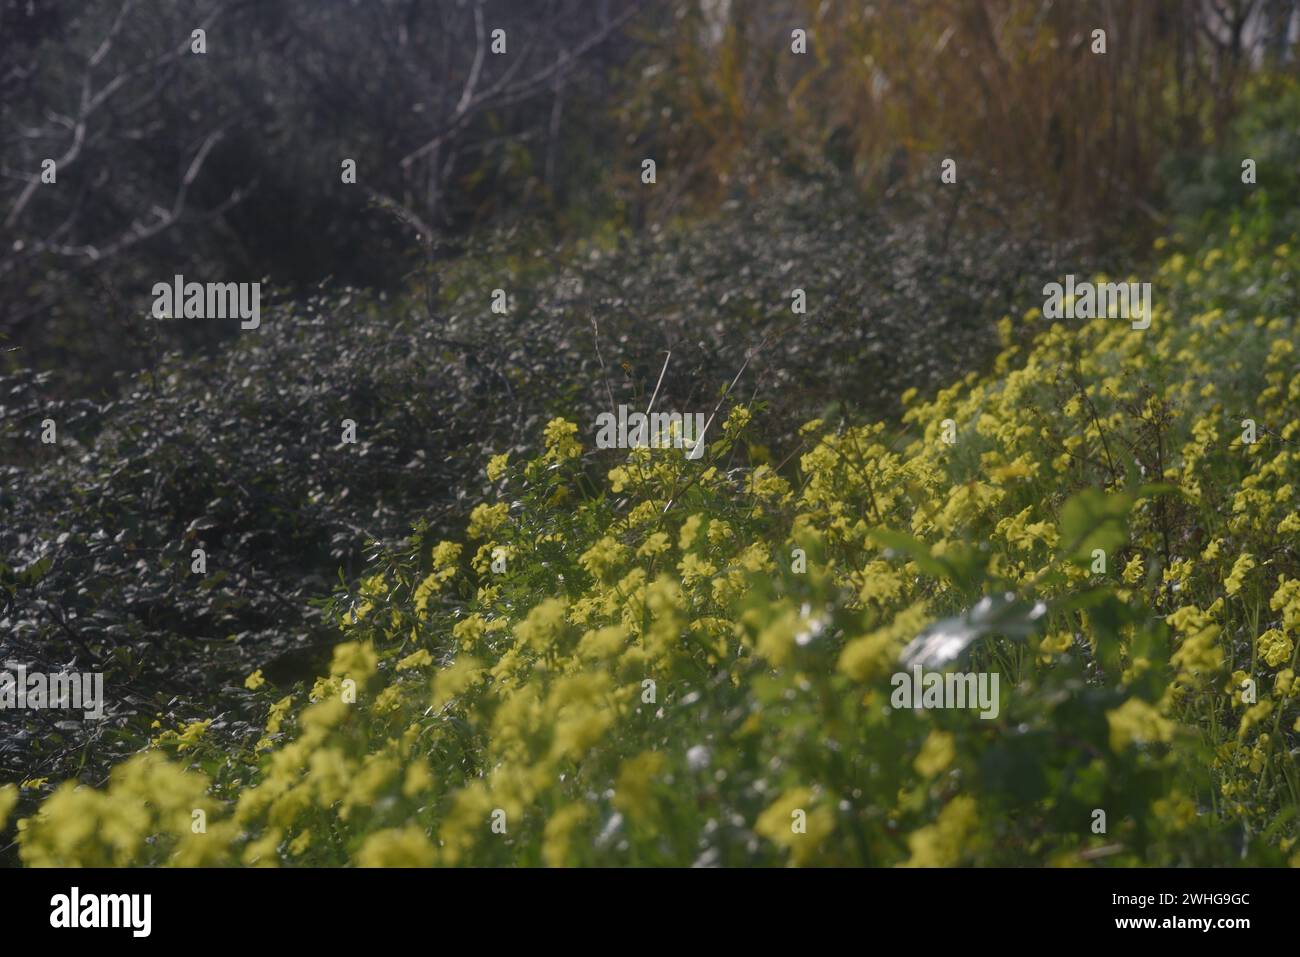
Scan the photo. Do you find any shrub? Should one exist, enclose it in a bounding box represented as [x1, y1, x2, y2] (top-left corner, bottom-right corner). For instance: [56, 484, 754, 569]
[14, 210, 1298, 866]
[0, 177, 1080, 800]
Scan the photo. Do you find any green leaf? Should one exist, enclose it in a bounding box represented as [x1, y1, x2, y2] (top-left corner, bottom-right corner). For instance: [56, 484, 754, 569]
[1055, 587, 1141, 676]
[1058, 489, 1132, 565]
[869, 528, 949, 577]
[17, 556, 52, 586]
[901, 592, 1047, 669]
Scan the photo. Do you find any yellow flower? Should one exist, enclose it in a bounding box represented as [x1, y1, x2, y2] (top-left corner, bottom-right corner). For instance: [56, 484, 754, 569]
[543, 805, 590, 868]
[579, 536, 629, 580]
[264, 694, 294, 736]
[174, 717, 211, 754]
[403, 760, 433, 798]
[989, 457, 1036, 483]
[19, 754, 216, 867]
[914, 730, 956, 778]
[330, 640, 378, 684]
[242, 828, 283, 867]
[723, 405, 751, 435]
[613, 751, 666, 822]
[414, 547, 458, 612]
[244, 669, 266, 691]
[373, 685, 403, 713]
[904, 795, 978, 867]
[678, 514, 704, 551]
[636, 531, 670, 559]
[396, 649, 434, 672]
[677, 552, 717, 588]
[1270, 577, 1300, 631]
[748, 465, 792, 503]
[1258, 629, 1294, 669]
[607, 465, 632, 494]
[1037, 631, 1073, 660]
[576, 624, 628, 661]
[467, 502, 510, 539]
[755, 788, 835, 866]
[1162, 559, 1192, 588]
[437, 784, 493, 866]
[753, 605, 801, 668]
[1106, 698, 1175, 751]
[289, 830, 313, 857]
[486, 452, 510, 481]
[1239, 702, 1273, 739]
[1172, 622, 1223, 687]
[431, 540, 462, 569]
[738, 542, 776, 573]
[0, 784, 17, 832]
[1152, 793, 1197, 832]
[839, 603, 931, 682]
[1224, 553, 1256, 596]
[431, 656, 483, 710]
[452, 613, 489, 650]
[542, 417, 582, 462]
[513, 597, 568, 652]
[355, 827, 437, 867]
[342, 754, 400, 819]
[308, 747, 352, 805]
[553, 701, 615, 759]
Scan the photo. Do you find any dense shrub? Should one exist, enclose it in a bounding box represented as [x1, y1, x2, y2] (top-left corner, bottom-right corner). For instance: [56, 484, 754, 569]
[9, 209, 1297, 866]
[0, 291, 509, 792]
[0, 178, 1089, 814]
[439, 172, 1098, 440]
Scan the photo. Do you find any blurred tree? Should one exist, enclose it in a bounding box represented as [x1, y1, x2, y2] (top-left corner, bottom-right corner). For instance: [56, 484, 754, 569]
[1, 0, 643, 392]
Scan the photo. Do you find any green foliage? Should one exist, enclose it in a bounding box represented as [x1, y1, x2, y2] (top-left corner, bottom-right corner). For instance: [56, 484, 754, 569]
[0, 178, 1083, 802]
[1162, 74, 1300, 235]
[13, 208, 1300, 867]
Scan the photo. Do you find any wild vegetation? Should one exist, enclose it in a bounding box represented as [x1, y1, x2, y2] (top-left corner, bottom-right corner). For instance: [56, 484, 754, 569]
[10, 181, 1300, 864]
[0, 177, 1084, 797]
[2, 2, 1298, 867]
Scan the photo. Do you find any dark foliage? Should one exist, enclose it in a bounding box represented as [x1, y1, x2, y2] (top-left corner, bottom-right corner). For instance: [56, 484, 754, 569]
[1, 0, 641, 393]
[0, 176, 1095, 818]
